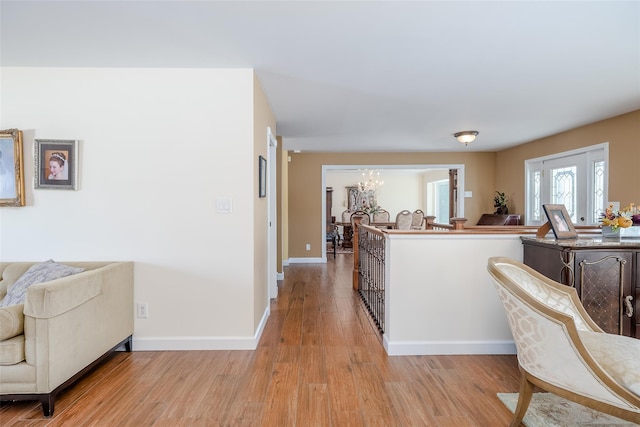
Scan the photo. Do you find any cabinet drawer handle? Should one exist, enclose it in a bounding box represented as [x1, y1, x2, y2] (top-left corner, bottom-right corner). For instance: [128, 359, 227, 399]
[624, 295, 634, 318]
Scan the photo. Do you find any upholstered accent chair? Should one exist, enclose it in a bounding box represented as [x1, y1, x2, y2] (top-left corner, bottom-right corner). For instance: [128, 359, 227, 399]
[395, 210, 413, 230]
[487, 257, 640, 427]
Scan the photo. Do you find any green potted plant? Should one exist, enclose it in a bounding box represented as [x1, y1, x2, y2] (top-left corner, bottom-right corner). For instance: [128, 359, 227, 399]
[494, 191, 509, 214]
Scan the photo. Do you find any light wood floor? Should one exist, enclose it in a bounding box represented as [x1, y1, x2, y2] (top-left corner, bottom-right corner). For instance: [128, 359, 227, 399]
[1, 254, 522, 426]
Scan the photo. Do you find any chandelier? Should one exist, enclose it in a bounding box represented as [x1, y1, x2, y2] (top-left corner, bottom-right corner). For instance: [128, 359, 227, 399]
[358, 169, 384, 192]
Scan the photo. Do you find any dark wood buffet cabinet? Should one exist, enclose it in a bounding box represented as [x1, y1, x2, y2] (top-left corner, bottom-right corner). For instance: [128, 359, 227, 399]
[521, 236, 640, 338]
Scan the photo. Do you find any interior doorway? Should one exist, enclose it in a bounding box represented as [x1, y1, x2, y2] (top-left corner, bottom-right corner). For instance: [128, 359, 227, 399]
[321, 164, 465, 261]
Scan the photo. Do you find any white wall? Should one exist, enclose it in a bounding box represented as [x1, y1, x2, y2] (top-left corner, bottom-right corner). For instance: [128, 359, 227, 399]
[383, 232, 521, 355]
[0, 67, 268, 349]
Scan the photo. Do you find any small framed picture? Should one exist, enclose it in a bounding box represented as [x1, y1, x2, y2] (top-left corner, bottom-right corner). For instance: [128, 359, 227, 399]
[259, 155, 266, 198]
[34, 139, 79, 190]
[0, 128, 25, 207]
[543, 204, 578, 239]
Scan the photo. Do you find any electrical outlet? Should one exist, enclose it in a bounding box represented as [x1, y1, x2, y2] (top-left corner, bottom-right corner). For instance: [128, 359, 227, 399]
[305, 243, 311, 251]
[137, 303, 148, 318]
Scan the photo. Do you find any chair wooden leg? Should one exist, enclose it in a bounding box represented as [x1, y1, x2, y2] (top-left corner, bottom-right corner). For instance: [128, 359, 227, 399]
[332, 235, 336, 258]
[510, 371, 534, 427]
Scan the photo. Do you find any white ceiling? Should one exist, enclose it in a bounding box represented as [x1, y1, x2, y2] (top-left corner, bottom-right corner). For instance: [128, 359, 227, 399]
[1, 1, 639, 152]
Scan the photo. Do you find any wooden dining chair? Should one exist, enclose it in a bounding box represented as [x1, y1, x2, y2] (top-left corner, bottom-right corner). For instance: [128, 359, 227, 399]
[350, 210, 370, 227]
[395, 210, 413, 230]
[341, 209, 355, 223]
[373, 209, 390, 223]
[411, 209, 425, 230]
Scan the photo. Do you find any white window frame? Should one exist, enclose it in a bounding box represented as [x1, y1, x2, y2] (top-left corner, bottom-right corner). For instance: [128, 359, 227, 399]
[524, 143, 608, 226]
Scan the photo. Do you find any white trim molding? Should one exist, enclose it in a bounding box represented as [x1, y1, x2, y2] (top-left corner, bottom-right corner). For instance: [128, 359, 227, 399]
[132, 306, 270, 351]
[383, 337, 516, 356]
[288, 257, 325, 264]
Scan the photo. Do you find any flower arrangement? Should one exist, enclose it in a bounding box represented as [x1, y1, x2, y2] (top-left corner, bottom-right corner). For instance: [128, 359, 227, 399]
[361, 200, 380, 215]
[600, 203, 636, 231]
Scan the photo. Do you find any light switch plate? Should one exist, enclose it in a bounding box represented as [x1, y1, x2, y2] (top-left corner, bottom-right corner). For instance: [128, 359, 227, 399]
[216, 198, 232, 213]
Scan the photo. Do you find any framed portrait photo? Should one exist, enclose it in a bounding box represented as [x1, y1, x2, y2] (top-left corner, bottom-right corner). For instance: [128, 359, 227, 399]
[543, 204, 578, 239]
[259, 155, 266, 198]
[34, 139, 79, 190]
[0, 129, 25, 207]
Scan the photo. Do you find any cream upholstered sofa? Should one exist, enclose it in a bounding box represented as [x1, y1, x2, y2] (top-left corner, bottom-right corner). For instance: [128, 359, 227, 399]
[0, 261, 134, 416]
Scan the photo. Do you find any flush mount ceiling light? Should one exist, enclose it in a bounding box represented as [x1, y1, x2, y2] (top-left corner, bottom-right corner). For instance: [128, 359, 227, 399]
[454, 130, 479, 146]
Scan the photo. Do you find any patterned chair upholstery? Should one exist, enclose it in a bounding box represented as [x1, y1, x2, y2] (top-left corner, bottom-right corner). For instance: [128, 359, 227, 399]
[487, 257, 640, 426]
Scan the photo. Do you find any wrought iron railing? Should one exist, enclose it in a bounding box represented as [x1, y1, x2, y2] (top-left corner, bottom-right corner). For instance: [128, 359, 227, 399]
[356, 225, 386, 332]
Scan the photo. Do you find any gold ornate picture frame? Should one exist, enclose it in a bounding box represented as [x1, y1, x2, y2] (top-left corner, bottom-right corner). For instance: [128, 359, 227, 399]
[0, 129, 25, 207]
[34, 139, 79, 190]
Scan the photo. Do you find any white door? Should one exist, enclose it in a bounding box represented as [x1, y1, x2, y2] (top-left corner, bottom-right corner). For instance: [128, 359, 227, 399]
[542, 154, 587, 224]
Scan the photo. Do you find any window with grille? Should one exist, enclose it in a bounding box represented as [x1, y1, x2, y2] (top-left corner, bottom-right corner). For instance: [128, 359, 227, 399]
[525, 144, 608, 226]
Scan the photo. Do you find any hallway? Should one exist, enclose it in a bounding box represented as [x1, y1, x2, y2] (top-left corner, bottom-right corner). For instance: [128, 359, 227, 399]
[259, 254, 521, 426]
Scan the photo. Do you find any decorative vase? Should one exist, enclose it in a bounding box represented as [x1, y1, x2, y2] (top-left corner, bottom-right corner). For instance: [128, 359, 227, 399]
[601, 225, 620, 240]
[633, 214, 640, 226]
[495, 206, 509, 215]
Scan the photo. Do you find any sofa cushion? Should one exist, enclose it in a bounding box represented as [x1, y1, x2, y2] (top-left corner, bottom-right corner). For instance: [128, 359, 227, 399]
[0, 334, 25, 365]
[579, 330, 640, 397]
[0, 260, 85, 307]
[0, 303, 24, 340]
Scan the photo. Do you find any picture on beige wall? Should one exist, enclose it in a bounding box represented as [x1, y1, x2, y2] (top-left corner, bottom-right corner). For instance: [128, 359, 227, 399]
[0, 128, 25, 207]
[259, 155, 266, 198]
[34, 139, 79, 190]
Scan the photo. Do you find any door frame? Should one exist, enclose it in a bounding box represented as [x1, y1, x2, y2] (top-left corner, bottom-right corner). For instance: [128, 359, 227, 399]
[267, 128, 278, 299]
[321, 164, 465, 262]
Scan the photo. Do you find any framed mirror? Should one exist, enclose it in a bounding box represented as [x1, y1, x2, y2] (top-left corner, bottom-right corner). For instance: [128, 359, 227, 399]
[0, 129, 25, 207]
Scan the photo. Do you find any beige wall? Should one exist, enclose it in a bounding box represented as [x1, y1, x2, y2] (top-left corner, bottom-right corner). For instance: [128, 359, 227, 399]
[287, 152, 496, 258]
[285, 110, 639, 259]
[253, 73, 276, 330]
[496, 110, 640, 219]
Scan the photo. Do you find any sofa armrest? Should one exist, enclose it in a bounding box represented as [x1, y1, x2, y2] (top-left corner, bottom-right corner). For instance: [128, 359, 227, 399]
[0, 303, 25, 340]
[23, 271, 102, 319]
[19, 262, 133, 393]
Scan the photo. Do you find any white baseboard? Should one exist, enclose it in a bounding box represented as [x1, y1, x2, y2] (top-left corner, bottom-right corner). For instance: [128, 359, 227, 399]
[277, 271, 284, 280]
[383, 337, 516, 356]
[288, 257, 325, 264]
[132, 306, 270, 351]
